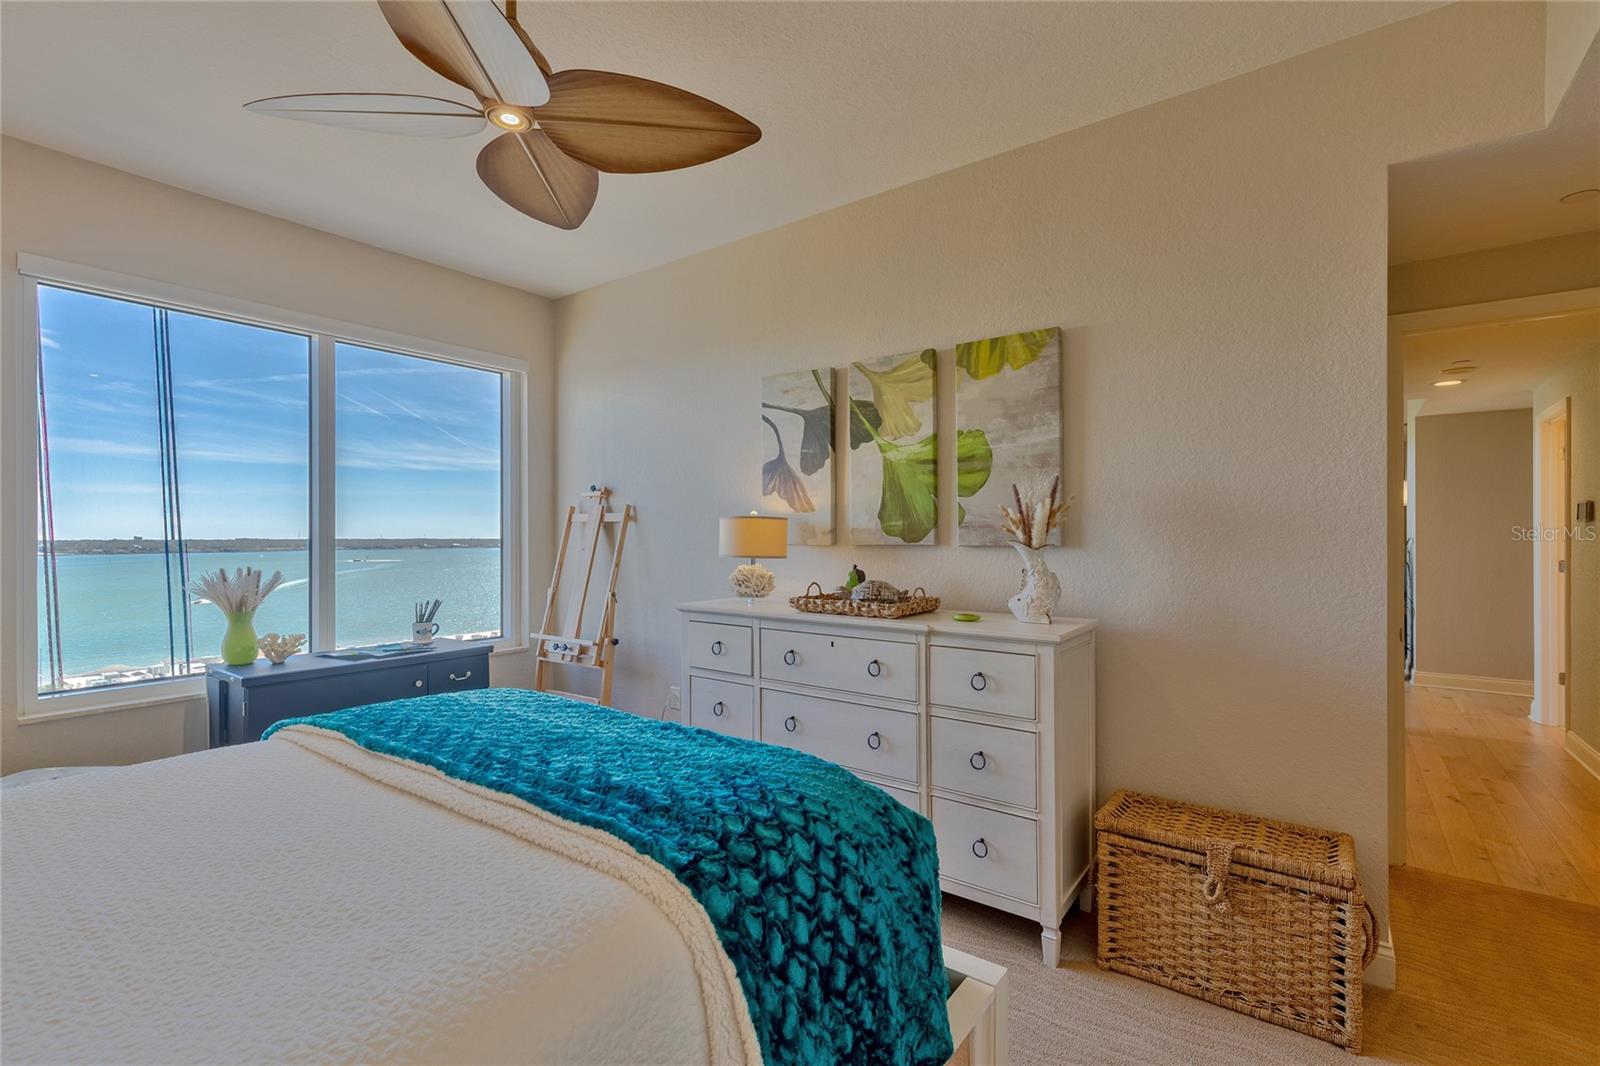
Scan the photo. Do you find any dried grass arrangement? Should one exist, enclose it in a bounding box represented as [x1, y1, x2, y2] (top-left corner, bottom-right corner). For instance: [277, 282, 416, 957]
[188, 567, 285, 615]
[1000, 474, 1073, 549]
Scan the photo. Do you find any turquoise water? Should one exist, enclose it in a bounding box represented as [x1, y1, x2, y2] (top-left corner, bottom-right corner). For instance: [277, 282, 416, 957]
[37, 547, 500, 690]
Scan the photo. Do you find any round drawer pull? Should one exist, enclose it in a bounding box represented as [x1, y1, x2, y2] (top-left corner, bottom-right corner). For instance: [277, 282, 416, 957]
[414, 679, 425, 689]
[867, 731, 882, 750]
[866, 659, 882, 678]
[970, 672, 987, 692]
[710, 640, 724, 656]
[784, 649, 798, 666]
[972, 838, 989, 859]
[712, 701, 725, 718]
[784, 715, 798, 733]
[969, 751, 987, 771]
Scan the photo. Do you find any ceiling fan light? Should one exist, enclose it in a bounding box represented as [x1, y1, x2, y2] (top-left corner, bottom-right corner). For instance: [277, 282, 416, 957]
[488, 106, 530, 131]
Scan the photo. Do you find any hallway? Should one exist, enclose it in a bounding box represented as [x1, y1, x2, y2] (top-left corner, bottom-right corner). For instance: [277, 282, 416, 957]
[1404, 684, 1600, 903]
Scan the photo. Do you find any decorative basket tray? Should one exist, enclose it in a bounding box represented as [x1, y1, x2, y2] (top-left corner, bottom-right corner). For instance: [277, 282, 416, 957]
[789, 581, 940, 619]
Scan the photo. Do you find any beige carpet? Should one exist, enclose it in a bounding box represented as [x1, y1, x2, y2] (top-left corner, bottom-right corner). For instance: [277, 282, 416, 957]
[940, 865, 1600, 1064]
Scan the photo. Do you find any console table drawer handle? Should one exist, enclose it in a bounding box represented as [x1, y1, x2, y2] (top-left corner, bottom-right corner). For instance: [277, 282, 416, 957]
[448, 670, 473, 682]
[972, 838, 989, 859]
[784, 715, 798, 733]
[970, 672, 987, 691]
[712, 701, 725, 717]
[970, 750, 987, 771]
[711, 640, 724, 656]
[414, 679, 425, 689]
[866, 659, 882, 678]
[867, 731, 882, 750]
[784, 649, 797, 666]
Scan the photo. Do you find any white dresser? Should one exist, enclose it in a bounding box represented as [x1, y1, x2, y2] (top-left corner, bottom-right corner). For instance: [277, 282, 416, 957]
[677, 598, 1097, 965]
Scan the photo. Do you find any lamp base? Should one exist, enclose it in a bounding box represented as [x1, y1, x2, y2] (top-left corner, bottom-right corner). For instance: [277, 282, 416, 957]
[729, 561, 775, 599]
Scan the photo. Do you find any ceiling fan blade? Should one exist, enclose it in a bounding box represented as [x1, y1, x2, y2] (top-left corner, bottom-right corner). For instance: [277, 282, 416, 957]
[377, 0, 549, 107]
[476, 130, 599, 229]
[244, 93, 487, 137]
[535, 69, 761, 174]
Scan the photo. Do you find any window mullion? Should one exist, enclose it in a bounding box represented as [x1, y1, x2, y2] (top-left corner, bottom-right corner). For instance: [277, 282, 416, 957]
[309, 335, 337, 651]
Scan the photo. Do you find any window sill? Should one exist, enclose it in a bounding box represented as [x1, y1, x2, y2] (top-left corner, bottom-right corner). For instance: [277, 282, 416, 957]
[19, 676, 208, 725]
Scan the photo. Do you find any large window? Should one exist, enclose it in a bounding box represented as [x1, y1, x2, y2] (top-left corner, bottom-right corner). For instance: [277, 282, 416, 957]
[26, 267, 520, 702]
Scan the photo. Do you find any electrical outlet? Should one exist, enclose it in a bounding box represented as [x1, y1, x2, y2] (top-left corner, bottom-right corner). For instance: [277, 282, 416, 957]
[666, 685, 681, 711]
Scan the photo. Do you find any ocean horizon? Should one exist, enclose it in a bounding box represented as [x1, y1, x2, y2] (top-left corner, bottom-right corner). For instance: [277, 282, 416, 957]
[37, 545, 501, 692]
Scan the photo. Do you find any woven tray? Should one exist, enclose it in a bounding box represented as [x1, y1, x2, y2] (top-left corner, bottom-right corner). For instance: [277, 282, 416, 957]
[789, 581, 940, 618]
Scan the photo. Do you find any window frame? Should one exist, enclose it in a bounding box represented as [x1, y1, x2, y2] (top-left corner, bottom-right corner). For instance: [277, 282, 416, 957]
[12, 254, 529, 721]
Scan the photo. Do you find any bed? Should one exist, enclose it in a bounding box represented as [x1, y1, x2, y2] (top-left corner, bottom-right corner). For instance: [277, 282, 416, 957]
[0, 689, 1007, 1065]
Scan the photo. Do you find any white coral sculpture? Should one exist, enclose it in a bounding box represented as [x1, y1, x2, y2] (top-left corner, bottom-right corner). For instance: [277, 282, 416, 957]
[258, 632, 307, 664]
[999, 474, 1074, 549]
[188, 566, 285, 616]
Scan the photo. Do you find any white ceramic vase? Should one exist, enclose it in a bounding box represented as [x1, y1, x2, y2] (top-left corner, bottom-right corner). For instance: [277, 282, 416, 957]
[1008, 542, 1061, 624]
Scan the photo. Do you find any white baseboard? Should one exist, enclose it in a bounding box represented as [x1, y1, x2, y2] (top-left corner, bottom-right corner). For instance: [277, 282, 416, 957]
[1364, 929, 1396, 990]
[1412, 672, 1533, 698]
[1566, 731, 1600, 782]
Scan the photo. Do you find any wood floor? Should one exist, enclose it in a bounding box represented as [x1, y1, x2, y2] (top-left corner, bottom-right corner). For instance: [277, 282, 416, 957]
[1404, 683, 1600, 903]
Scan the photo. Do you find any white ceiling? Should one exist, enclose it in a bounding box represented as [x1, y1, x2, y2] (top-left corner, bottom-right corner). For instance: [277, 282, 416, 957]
[2, 1, 1442, 297]
[1389, 44, 1600, 265]
[1403, 305, 1600, 417]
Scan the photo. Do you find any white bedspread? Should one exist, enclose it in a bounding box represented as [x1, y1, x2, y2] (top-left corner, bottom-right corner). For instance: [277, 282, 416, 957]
[1, 729, 761, 1065]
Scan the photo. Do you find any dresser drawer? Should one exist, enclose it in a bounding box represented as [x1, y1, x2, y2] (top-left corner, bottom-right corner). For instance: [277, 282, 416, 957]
[854, 772, 921, 813]
[428, 657, 487, 694]
[760, 627, 918, 702]
[760, 688, 918, 783]
[688, 675, 754, 739]
[686, 621, 752, 676]
[931, 716, 1038, 810]
[930, 646, 1036, 719]
[933, 797, 1038, 905]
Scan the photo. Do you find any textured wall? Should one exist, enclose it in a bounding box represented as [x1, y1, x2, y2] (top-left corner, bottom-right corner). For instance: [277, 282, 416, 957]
[0, 139, 556, 773]
[1414, 409, 1535, 682]
[1534, 347, 1600, 749]
[553, 2, 1551, 932]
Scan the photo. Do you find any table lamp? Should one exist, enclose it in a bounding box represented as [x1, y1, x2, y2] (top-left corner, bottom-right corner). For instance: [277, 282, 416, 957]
[719, 512, 787, 601]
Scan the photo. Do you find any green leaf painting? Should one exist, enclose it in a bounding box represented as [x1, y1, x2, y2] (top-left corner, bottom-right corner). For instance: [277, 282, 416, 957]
[761, 368, 835, 545]
[849, 348, 989, 545]
[954, 327, 1062, 546]
[955, 329, 1054, 380]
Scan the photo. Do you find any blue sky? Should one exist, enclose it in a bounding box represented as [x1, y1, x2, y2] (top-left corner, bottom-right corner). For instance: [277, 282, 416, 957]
[37, 285, 502, 541]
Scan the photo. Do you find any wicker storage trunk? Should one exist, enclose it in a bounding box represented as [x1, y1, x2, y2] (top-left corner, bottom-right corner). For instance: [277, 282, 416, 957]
[1094, 790, 1375, 1052]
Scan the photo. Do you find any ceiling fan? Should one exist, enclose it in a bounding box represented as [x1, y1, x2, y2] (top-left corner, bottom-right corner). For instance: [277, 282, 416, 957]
[244, 0, 761, 229]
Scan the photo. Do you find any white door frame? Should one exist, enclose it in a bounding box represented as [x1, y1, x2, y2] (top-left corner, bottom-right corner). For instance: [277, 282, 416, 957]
[1532, 397, 1570, 728]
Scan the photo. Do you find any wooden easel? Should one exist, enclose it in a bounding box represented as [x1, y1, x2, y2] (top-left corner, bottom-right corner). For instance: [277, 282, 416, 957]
[534, 485, 634, 706]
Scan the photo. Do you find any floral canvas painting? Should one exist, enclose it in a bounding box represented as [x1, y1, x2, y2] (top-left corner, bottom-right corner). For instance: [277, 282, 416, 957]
[846, 349, 991, 545]
[761, 368, 835, 544]
[955, 328, 1062, 546]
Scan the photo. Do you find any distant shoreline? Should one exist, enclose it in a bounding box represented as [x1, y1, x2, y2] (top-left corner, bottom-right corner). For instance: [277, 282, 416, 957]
[39, 538, 500, 557]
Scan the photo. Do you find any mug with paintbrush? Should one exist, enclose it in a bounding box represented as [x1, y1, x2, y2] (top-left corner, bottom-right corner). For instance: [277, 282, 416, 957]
[412, 599, 442, 644]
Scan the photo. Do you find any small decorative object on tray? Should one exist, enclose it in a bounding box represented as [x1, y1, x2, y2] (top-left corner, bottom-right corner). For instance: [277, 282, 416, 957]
[790, 581, 939, 618]
[257, 632, 306, 665]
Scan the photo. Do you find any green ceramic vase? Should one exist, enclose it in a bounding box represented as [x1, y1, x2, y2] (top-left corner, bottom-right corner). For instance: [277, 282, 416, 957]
[221, 611, 260, 666]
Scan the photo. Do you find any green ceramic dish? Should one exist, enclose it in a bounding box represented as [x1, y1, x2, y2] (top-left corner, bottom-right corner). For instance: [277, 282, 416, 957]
[950, 612, 981, 622]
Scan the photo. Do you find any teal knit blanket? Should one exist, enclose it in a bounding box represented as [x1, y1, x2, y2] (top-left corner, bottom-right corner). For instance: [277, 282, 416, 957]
[265, 688, 953, 1066]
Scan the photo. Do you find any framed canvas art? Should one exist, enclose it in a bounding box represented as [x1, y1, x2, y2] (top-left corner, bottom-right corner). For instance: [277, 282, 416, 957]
[954, 328, 1062, 546]
[846, 348, 944, 545]
[761, 368, 835, 544]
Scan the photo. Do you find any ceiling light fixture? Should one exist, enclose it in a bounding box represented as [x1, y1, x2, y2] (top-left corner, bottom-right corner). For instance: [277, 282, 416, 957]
[1434, 379, 1464, 387]
[487, 106, 530, 131]
[1559, 188, 1600, 204]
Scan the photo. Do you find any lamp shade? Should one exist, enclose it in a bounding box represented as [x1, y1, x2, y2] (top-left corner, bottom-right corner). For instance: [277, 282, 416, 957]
[719, 514, 788, 559]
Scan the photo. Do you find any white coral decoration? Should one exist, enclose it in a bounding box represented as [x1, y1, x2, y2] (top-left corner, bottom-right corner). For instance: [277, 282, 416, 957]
[999, 474, 1074, 549]
[188, 567, 285, 615]
[730, 563, 776, 598]
[258, 632, 306, 664]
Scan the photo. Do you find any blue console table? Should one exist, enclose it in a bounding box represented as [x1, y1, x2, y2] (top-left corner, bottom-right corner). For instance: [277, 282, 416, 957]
[206, 639, 491, 747]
